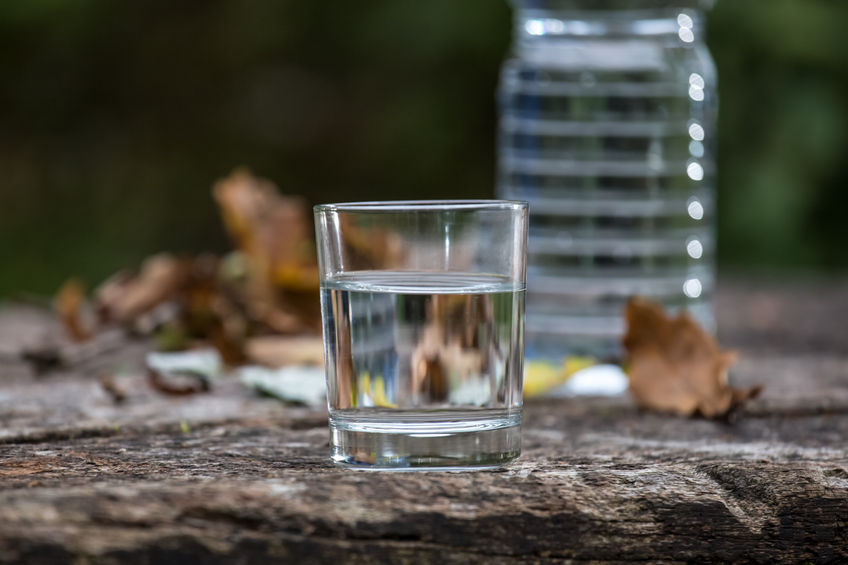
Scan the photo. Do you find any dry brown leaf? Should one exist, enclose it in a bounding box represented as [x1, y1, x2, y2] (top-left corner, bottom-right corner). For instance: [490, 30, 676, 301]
[245, 335, 324, 367]
[179, 255, 248, 364]
[95, 254, 191, 324]
[212, 168, 318, 291]
[54, 278, 93, 342]
[147, 368, 210, 396]
[212, 168, 321, 334]
[53, 170, 323, 365]
[622, 297, 762, 418]
[99, 374, 127, 404]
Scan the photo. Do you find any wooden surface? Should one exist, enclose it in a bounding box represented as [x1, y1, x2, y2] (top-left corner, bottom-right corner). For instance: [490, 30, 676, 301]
[1, 278, 847, 564]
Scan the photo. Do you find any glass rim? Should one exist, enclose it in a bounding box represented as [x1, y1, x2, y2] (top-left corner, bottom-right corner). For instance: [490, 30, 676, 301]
[314, 199, 528, 213]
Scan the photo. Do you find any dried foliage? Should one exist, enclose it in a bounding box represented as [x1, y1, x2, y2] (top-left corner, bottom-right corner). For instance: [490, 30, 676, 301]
[96, 254, 191, 325]
[245, 336, 324, 368]
[147, 368, 211, 396]
[99, 374, 127, 404]
[53, 169, 322, 371]
[213, 168, 318, 292]
[623, 297, 762, 418]
[54, 278, 93, 342]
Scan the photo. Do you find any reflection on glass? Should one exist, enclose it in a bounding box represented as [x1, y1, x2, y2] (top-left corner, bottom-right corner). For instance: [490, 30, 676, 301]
[689, 140, 705, 158]
[525, 18, 566, 36]
[689, 73, 705, 89]
[683, 278, 703, 298]
[687, 161, 705, 181]
[686, 239, 704, 259]
[689, 85, 705, 101]
[689, 122, 706, 141]
[525, 19, 544, 36]
[687, 199, 705, 221]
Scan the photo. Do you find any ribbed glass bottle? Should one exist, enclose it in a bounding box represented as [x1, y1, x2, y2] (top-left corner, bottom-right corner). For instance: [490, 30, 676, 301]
[497, 0, 717, 363]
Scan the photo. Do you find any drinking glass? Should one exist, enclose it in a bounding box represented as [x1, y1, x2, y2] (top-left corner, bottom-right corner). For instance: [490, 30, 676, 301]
[314, 200, 528, 470]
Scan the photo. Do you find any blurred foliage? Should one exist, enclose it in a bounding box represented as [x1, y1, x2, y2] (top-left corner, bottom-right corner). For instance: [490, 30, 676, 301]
[709, 0, 848, 269]
[0, 0, 846, 297]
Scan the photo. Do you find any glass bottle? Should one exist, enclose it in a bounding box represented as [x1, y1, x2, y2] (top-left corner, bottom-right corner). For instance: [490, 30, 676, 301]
[497, 0, 717, 367]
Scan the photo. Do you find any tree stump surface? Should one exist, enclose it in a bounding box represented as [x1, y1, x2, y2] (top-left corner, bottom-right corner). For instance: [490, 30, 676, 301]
[1, 278, 847, 564]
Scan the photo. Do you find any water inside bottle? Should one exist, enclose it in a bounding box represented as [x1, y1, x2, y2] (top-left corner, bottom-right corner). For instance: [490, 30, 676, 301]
[498, 15, 716, 363]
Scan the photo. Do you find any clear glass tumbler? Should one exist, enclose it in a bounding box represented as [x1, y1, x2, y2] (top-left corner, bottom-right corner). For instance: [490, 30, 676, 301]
[314, 201, 528, 470]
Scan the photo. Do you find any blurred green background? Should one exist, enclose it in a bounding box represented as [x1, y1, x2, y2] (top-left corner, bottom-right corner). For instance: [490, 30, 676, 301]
[1, 0, 847, 297]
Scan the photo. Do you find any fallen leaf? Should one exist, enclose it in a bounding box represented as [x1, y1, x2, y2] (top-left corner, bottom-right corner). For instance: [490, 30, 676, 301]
[99, 374, 127, 404]
[212, 168, 318, 291]
[21, 346, 62, 373]
[181, 255, 249, 364]
[52, 170, 324, 367]
[147, 368, 211, 396]
[54, 278, 93, 342]
[212, 168, 321, 334]
[239, 365, 326, 406]
[96, 254, 191, 324]
[147, 349, 222, 377]
[145, 349, 220, 395]
[245, 335, 324, 367]
[623, 297, 762, 418]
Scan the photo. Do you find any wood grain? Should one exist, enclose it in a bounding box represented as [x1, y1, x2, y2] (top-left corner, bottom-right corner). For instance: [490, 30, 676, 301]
[1, 279, 847, 563]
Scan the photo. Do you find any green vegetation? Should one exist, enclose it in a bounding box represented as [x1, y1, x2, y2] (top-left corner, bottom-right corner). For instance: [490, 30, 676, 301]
[1, 0, 846, 297]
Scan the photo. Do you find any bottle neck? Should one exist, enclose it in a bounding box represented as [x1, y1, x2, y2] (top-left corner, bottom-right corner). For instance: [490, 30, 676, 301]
[514, 5, 708, 45]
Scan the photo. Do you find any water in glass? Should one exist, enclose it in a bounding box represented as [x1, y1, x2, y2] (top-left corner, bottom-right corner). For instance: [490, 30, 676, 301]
[321, 270, 524, 469]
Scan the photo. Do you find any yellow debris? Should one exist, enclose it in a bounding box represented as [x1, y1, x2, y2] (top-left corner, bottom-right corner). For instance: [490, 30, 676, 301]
[523, 356, 597, 398]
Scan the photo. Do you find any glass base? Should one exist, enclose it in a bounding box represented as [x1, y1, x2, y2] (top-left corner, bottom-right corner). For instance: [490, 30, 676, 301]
[329, 409, 521, 471]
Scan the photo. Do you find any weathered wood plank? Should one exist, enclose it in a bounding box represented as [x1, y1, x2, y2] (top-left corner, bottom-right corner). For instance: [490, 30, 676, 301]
[0, 279, 847, 563]
[1, 404, 846, 563]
